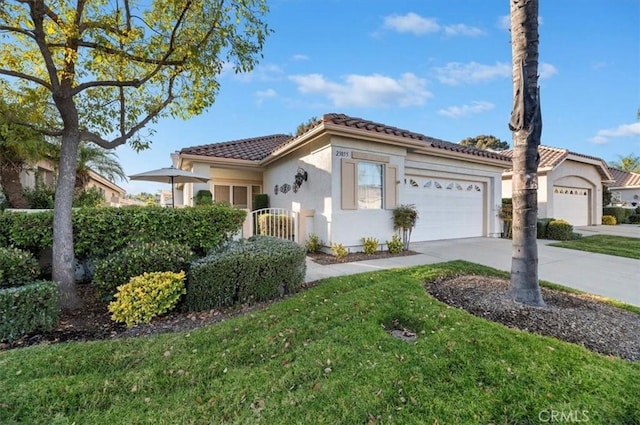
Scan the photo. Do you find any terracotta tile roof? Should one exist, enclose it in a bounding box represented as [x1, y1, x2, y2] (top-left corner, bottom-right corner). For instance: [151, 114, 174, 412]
[179, 113, 511, 163]
[320, 113, 511, 162]
[608, 167, 640, 187]
[180, 134, 291, 161]
[502, 145, 609, 170]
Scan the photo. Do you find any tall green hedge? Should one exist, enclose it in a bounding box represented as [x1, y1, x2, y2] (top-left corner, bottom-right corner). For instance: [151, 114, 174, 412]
[0, 281, 59, 343]
[602, 207, 634, 224]
[184, 235, 306, 311]
[0, 205, 246, 259]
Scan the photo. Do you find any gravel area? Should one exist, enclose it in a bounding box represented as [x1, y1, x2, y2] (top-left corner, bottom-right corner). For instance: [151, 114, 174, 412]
[426, 275, 640, 362]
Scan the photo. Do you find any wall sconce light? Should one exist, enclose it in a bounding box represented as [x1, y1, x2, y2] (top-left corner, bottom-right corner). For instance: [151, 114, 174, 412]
[293, 167, 308, 191]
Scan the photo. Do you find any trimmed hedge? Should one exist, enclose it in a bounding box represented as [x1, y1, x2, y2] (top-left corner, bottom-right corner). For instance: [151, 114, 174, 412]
[602, 207, 634, 225]
[0, 205, 246, 259]
[0, 281, 59, 342]
[184, 236, 306, 312]
[0, 247, 40, 287]
[109, 271, 186, 328]
[628, 214, 640, 224]
[546, 219, 574, 241]
[536, 218, 556, 239]
[93, 240, 195, 299]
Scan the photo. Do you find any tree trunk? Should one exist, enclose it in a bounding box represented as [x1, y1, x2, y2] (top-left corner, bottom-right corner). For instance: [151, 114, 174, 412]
[0, 161, 29, 208]
[508, 0, 544, 306]
[52, 128, 83, 310]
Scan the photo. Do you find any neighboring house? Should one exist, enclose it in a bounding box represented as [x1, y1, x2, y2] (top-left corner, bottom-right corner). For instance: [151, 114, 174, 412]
[608, 167, 640, 207]
[19, 159, 126, 206]
[501, 146, 613, 226]
[174, 113, 510, 250]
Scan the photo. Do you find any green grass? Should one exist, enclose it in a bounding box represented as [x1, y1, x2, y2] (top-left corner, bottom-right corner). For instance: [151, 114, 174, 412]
[1, 261, 639, 424]
[549, 235, 640, 259]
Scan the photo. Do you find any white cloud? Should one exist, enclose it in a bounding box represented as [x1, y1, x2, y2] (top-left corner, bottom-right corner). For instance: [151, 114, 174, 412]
[434, 61, 511, 85]
[292, 54, 309, 61]
[589, 122, 640, 144]
[444, 24, 485, 37]
[255, 88, 277, 98]
[383, 13, 483, 37]
[235, 64, 284, 82]
[383, 13, 440, 35]
[539, 62, 558, 79]
[289, 72, 432, 108]
[434, 61, 557, 85]
[438, 101, 495, 118]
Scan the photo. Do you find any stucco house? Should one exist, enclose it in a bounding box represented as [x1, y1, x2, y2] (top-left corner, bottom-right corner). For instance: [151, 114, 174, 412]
[608, 167, 640, 208]
[501, 146, 613, 226]
[20, 159, 126, 206]
[174, 113, 510, 250]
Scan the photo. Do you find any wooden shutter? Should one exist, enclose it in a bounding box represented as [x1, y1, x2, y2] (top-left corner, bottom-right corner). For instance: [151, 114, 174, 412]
[385, 165, 398, 209]
[341, 159, 357, 210]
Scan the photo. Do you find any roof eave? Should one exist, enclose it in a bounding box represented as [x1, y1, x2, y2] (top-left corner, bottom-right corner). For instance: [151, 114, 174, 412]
[179, 153, 264, 169]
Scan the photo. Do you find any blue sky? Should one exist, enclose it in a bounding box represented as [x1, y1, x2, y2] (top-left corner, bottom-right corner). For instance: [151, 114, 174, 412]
[117, 0, 640, 194]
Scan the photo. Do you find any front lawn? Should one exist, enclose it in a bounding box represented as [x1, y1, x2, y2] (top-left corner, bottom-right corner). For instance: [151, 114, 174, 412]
[549, 235, 640, 259]
[1, 262, 639, 424]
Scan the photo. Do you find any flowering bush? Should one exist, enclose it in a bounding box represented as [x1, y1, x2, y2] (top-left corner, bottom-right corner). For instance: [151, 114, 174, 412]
[386, 234, 404, 254]
[331, 243, 348, 261]
[602, 215, 617, 225]
[361, 237, 379, 255]
[108, 271, 186, 328]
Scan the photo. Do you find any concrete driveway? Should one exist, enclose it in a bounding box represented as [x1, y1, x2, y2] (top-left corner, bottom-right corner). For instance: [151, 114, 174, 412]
[305, 226, 640, 306]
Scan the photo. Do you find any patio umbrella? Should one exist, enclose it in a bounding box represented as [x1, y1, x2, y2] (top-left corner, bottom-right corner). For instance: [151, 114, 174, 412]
[129, 166, 210, 207]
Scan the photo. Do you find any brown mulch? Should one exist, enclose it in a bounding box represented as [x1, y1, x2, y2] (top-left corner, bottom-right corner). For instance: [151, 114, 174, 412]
[426, 275, 640, 362]
[3, 262, 639, 362]
[307, 250, 418, 265]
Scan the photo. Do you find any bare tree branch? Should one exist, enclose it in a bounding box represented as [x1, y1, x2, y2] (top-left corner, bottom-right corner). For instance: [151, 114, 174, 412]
[0, 68, 52, 89]
[0, 25, 36, 38]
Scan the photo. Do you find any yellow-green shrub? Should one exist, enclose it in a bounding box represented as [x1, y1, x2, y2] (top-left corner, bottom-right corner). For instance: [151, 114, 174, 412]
[331, 243, 348, 261]
[386, 234, 404, 254]
[602, 215, 617, 225]
[546, 219, 573, 241]
[108, 271, 186, 328]
[361, 237, 379, 255]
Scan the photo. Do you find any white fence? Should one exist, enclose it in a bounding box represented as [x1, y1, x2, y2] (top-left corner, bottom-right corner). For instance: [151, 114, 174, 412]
[249, 208, 299, 243]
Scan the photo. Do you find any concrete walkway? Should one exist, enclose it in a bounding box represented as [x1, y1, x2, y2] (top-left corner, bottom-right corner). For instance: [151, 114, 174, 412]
[305, 225, 640, 307]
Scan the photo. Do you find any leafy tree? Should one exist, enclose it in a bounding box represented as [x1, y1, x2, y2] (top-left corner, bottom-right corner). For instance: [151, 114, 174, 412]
[0, 0, 271, 309]
[609, 153, 640, 172]
[508, 0, 544, 306]
[0, 103, 49, 208]
[459, 135, 510, 151]
[296, 117, 319, 135]
[50, 141, 128, 190]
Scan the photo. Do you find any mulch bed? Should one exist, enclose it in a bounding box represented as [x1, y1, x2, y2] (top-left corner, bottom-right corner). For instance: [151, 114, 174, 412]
[307, 250, 418, 265]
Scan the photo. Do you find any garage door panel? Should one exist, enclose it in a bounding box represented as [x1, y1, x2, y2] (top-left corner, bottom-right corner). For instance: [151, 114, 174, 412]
[553, 186, 589, 226]
[406, 177, 484, 241]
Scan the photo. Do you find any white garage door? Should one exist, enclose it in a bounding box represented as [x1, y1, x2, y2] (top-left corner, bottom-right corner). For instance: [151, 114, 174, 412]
[553, 186, 589, 226]
[405, 177, 484, 241]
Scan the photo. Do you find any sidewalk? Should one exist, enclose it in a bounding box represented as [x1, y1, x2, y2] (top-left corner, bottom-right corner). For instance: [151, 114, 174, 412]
[305, 232, 640, 307]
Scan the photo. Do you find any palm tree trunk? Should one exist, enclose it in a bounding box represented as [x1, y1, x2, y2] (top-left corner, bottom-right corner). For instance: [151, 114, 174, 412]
[52, 128, 83, 310]
[0, 161, 29, 208]
[508, 0, 544, 306]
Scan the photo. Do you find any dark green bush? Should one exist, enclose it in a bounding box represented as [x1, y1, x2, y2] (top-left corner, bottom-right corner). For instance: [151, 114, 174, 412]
[628, 214, 640, 224]
[536, 218, 556, 239]
[0, 204, 245, 259]
[194, 190, 213, 206]
[546, 219, 574, 241]
[253, 194, 269, 210]
[602, 207, 634, 224]
[23, 184, 55, 209]
[92, 240, 195, 299]
[184, 236, 306, 312]
[0, 281, 59, 342]
[0, 247, 40, 287]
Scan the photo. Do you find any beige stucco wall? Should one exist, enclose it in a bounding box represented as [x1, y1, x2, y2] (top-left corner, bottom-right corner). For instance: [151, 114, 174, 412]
[503, 159, 603, 225]
[263, 137, 333, 245]
[547, 159, 603, 225]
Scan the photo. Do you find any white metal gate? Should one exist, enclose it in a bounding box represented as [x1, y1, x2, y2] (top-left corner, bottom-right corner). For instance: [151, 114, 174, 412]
[250, 208, 299, 243]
